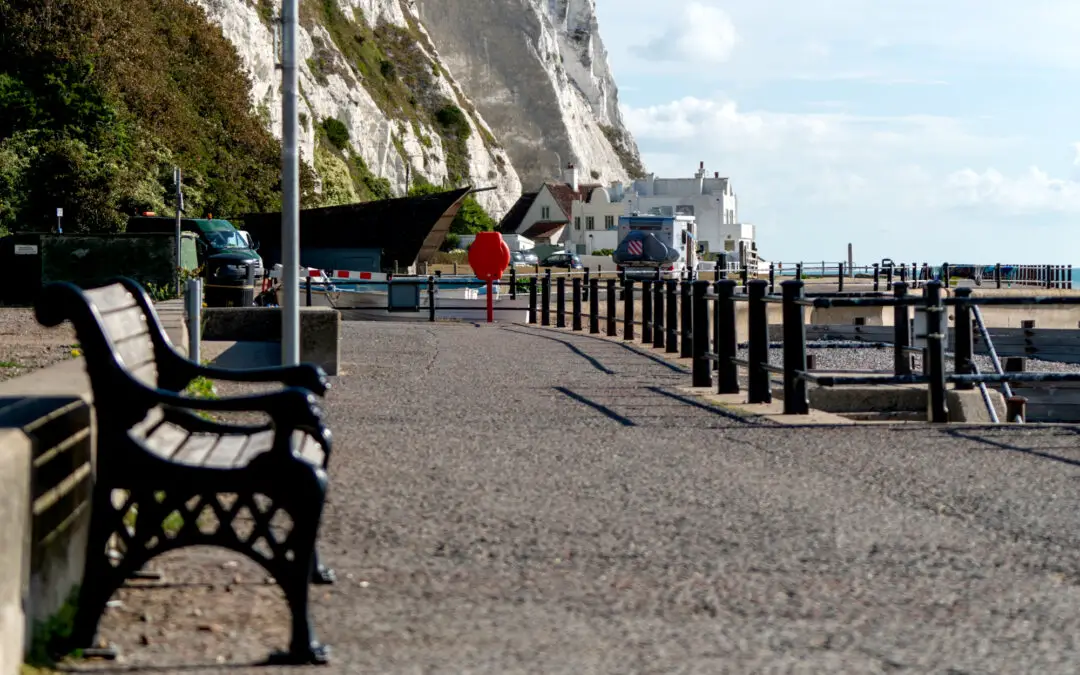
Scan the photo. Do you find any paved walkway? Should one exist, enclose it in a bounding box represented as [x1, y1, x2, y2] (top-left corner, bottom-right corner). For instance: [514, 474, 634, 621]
[93, 321, 1080, 673]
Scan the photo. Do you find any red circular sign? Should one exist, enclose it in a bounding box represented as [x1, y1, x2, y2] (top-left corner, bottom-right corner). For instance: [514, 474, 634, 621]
[468, 231, 511, 281]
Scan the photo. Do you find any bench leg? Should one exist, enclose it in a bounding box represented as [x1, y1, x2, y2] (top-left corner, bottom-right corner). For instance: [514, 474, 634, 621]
[312, 549, 336, 584]
[309, 425, 336, 585]
[68, 497, 125, 659]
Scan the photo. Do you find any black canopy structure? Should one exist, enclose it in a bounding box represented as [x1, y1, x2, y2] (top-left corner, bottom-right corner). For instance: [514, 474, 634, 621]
[242, 187, 474, 273]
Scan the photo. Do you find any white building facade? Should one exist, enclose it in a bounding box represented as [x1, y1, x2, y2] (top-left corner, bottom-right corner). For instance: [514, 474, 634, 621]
[624, 162, 754, 262]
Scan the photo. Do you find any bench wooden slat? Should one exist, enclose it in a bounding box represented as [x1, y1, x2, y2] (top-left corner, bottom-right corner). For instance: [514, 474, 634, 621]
[100, 306, 149, 343]
[85, 285, 138, 314]
[142, 422, 190, 459]
[114, 333, 156, 370]
[130, 362, 159, 388]
[130, 408, 165, 437]
[203, 433, 260, 468]
[294, 430, 325, 467]
[172, 433, 221, 465]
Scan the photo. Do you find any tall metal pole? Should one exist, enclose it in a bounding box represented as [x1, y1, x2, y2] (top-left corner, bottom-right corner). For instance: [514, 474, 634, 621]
[281, 0, 300, 365]
[174, 167, 183, 296]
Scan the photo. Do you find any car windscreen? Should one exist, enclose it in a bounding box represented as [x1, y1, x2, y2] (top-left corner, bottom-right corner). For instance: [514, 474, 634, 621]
[203, 229, 248, 249]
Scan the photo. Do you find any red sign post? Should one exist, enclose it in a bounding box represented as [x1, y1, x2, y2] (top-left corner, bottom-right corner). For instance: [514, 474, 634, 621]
[467, 232, 511, 323]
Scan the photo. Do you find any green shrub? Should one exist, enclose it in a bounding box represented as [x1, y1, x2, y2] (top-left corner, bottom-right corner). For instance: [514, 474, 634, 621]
[321, 117, 350, 151]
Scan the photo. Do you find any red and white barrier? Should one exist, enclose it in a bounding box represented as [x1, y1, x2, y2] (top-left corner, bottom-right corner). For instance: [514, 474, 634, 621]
[268, 265, 387, 283]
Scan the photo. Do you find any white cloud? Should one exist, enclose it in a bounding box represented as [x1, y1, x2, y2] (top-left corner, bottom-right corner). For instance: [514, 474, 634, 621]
[632, 2, 738, 65]
[620, 95, 1080, 260]
[601, 0, 1080, 80]
[946, 168, 1080, 214]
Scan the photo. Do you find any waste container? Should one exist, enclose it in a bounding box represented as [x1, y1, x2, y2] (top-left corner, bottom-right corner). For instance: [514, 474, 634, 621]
[204, 251, 258, 307]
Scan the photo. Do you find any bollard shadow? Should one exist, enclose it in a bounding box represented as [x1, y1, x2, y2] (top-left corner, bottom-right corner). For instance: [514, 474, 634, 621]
[645, 386, 771, 425]
[553, 386, 635, 426]
[945, 428, 1080, 469]
[501, 326, 615, 374]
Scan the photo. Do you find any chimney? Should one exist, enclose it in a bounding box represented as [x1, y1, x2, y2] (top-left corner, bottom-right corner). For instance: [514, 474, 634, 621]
[714, 172, 719, 178]
[694, 161, 705, 179]
[565, 162, 578, 191]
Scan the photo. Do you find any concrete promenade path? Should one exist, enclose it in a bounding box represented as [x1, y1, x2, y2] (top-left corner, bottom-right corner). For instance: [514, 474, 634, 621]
[92, 320, 1080, 673]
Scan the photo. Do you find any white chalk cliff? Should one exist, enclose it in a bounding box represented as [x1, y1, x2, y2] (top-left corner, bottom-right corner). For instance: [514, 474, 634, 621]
[414, 0, 644, 190]
[191, 0, 642, 219]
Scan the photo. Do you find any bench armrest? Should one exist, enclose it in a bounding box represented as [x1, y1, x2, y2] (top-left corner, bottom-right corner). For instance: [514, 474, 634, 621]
[149, 386, 324, 427]
[162, 352, 329, 397]
[191, 363, 329, 397]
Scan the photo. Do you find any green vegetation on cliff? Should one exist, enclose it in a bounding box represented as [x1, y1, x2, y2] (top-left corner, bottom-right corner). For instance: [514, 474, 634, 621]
[599, 124, 647, 180]
[302, 0, 474, 186]
[0, 0, 323, 234]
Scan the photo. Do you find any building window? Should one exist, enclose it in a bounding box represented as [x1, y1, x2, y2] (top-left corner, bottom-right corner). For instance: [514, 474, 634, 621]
[541, 206, 550, 220]
[604, 215, 614, 229]
[574, 216, 581, 230]
[586, 216, 595, 230]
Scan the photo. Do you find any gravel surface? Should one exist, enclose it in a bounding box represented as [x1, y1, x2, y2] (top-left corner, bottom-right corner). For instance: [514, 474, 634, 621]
[0, 307, 78, 382]
[76, 320, 1080, 673]
[736, 342, 1080, 376]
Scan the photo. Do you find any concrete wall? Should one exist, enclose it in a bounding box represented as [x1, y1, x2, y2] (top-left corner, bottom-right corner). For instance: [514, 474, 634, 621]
[201, 306, 340, 375]
[0, 300, 186, 670]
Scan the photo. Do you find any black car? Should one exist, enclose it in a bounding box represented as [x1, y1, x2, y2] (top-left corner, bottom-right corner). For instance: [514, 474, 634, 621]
[541, 252, 583, 270]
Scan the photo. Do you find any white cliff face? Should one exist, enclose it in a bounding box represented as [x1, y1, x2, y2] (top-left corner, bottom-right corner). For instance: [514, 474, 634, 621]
[192, 0, 521, 217]
[414, 0, 644, 190]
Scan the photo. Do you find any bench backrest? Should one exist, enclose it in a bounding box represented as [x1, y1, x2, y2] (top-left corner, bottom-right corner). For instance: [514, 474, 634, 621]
[82, 284, 159, 388]
[36, 279, 181, 426]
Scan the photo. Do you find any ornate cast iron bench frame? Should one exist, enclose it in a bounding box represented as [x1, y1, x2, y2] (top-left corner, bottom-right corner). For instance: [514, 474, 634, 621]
[36, 277, 336, 665]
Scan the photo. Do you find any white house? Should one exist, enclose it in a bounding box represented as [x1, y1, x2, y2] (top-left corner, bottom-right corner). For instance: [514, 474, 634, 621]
[625, 161, 755, 264]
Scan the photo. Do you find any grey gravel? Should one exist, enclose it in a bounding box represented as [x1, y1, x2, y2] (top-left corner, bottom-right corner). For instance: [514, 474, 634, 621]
[89, 321, 1080, 674]
[738, 342, 1080, 376]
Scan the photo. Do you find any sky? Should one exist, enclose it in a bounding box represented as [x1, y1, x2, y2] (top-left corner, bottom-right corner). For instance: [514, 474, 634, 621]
[594, 0, 1080, 264]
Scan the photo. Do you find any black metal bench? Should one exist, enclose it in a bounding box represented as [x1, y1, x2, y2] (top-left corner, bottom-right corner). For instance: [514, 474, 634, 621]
[35, 277, 336, 665]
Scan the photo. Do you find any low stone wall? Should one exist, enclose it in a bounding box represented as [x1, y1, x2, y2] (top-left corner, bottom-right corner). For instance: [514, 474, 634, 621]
[0, 300, 186, 667]
[201, 306, 341, 375]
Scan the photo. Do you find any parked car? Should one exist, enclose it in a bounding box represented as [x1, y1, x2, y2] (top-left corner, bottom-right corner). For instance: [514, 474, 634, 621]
[521, 250, 539, 265]
[541, 252, 583, 270]
[510, 250, 533, 266]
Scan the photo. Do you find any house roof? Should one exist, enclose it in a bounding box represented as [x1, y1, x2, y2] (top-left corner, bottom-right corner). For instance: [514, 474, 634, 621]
[496, 192, 539, 234]
[545, 182, 604, 217]
[521, 221, 566, 241]
[241, 187, 473, 270]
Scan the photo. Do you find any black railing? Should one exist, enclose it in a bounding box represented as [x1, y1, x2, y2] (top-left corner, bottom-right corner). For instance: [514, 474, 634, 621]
[521, 269, 1080, 424]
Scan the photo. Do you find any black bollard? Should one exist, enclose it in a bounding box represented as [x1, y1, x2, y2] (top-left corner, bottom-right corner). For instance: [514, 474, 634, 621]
[680, 281, 693, 358]
[892, 282, 911, 376]
[541, 270, 551, 326]
[781, 280, 808, 414]
[925, 281, 948, 422]
[589, 277, 599, 334]
[429, 276, 437, 322]
[607, 278, 617, 337]
[556, 276, 566, 328]
[953, 287, 974, 390]
[528, 276, 538, 324]
[572, 277, 582, 331]
[653, 279, 665, 349]
[691, 280, 712, 388]
[623, 278, 635, 341]
[666, 280, 679, 354]
[746, 280, 771, 404]
[642, 279, 653, 344]
[714, 279, 739, 394]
